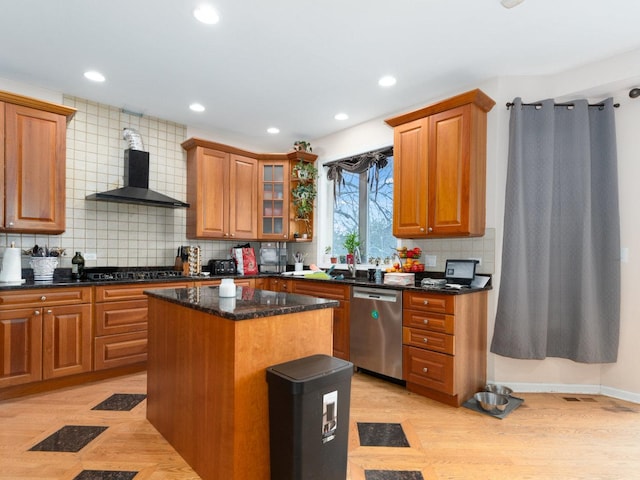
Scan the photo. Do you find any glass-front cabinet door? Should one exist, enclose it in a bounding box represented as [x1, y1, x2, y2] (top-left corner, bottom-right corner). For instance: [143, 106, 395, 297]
[258, 160, 290, 240]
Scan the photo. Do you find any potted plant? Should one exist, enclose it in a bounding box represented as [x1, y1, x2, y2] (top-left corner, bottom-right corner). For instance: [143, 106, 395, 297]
[343, 231, 360, 265]
[291, 161, 318, 236]
[293, 140, 312, 152]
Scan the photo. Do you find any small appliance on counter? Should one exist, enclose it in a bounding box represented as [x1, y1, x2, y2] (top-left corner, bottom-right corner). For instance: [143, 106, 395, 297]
[259, 242, 287, 273]
[208, 258, 236, 275]
[0, 243, 25, 284]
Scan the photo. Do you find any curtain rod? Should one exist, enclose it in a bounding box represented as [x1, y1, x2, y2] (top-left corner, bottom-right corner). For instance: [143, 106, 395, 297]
[506, 101, 620, 110]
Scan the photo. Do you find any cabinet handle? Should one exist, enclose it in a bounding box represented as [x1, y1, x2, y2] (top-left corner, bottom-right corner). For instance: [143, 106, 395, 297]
[422, 367, 428, 373]
[230, 233, 235, 237]
[423, 338, 428, 343]
[428, 227, 433, 232]
[423, 300, 429, 305]
[46, 309, 52, 314]
[34, 310, 41, 315]
[8, 222, 14, 227]
[41, 296, 47, 301]
[423, 319, 429, 324]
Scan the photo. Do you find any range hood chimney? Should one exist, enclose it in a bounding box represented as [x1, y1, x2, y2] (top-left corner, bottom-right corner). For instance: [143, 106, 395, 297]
[86, 129, 189, 208]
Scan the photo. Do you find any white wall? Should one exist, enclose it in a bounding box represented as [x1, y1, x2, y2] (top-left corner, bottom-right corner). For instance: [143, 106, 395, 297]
[312, 50, 640, 400]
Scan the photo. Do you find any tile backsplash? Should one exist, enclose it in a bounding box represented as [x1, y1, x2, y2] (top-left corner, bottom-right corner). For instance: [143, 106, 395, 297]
[2, 95, 239, 269]
[407, 228, 496, 275]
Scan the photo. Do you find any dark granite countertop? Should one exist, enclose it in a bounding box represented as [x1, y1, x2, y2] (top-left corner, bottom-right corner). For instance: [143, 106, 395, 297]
[0, 268, 491, 295]
[145, 285, 340, 321]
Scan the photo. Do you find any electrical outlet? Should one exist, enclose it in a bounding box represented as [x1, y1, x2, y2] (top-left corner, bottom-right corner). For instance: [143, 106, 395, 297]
[424, 255, 437, 267]
[84, 253, 97, 261]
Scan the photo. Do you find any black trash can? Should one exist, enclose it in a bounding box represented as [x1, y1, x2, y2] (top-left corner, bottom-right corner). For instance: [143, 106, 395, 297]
[266, 354, 354, 480]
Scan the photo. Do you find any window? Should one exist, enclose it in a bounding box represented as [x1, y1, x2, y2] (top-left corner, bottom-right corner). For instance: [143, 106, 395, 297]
[332, 155, 395, 263]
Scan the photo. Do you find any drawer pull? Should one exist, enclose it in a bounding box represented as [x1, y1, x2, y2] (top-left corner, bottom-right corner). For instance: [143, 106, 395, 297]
[422, 367, 428, 373]
[34, 310, 40, 315]
[41, 296, 47, 301]
[423, 338, 428, 343]
[423, 300, 429, 305]
[46, 309, 52, 314]
[423, 319, 429, 325]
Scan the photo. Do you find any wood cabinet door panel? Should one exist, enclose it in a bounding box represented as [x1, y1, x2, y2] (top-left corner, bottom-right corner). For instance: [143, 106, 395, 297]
[392, 118, 428, 237]
[292, 280, 350, 300]
[4, 103, 66, 233]
[332, 301, 349, 360]
[403, 309, 454, 334]
[95, 299, 148, 335]
[428, 105, 472, 235]
[94, 331, 147, 370]
[0, 309, 42, 388]
[95, 282, 190, 302]
[402, 326, 454, 354]
[229, 154, 258, 239]
[403, 291, 454, 314]
[0, 287, 92, 309]
[42, 304, 92, 379]
[403, 346, 454, 394]
[199, 148, 229, 238]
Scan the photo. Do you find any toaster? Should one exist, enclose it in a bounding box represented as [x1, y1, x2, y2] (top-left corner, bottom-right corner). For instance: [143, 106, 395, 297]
[208, 259, 236, 275]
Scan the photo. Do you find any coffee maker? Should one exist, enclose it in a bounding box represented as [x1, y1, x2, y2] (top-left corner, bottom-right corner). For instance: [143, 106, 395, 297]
[259, 242, 287, 273]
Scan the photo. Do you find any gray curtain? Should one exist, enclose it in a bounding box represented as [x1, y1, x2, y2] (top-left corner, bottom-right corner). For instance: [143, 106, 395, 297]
[491, 97, 620, 363]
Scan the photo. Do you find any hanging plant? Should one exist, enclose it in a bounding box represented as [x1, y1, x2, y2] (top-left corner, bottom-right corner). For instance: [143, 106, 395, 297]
[291, 160, 318, 235]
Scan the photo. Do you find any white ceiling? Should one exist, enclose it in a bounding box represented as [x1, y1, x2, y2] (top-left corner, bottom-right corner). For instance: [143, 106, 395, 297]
[1, 0, 639, 151]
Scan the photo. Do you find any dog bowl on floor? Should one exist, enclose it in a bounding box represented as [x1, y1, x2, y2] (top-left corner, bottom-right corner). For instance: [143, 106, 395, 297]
[474, 392, 509, 412]
[484, 384, 513, 397]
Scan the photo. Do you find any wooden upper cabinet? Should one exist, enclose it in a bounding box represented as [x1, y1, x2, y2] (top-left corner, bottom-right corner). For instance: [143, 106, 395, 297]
[386, 89, 494, 238]
[392, 118, 429, 237]
[0, 91, 75, 234]
[258, 160, 290, 240]
[183, 138, 258, 240]
[182, 138, 317, 241]
[229, 154, 258, 239]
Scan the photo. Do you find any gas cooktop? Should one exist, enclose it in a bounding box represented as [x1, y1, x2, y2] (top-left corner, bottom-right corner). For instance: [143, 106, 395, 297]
[84, 268, 186, 282]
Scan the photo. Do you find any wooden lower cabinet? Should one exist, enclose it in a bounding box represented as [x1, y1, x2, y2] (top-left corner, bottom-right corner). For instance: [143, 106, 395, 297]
[93, 282, 190, 370]
[43, 303, 92, 379]
[0, 287, 92, 389]
[402, 290, 487, 406]
[0, 309, 43, 388]
[292, 280, 350, 360]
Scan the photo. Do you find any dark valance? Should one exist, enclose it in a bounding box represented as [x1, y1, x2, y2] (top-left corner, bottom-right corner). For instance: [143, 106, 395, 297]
[324, 146, 393, 200]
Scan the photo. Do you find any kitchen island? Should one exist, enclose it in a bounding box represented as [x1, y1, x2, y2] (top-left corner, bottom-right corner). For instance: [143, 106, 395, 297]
[144, 285, 339, 480]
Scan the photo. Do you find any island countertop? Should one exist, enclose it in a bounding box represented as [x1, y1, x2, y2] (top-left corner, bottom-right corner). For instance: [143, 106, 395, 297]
[144, 285, 340, 321]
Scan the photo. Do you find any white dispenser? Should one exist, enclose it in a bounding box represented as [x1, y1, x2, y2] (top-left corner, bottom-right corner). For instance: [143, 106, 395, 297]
[0, 243, 25, 283]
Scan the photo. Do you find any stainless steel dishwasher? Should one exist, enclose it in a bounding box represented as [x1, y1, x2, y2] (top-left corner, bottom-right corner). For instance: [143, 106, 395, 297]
[350, 286, 403, 381]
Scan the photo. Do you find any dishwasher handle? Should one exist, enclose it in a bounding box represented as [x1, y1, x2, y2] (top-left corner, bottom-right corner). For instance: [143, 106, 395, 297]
[352, 287, 400, 303]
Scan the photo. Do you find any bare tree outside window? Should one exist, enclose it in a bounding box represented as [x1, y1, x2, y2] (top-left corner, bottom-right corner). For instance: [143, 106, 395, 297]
[332, 156, 395, 262]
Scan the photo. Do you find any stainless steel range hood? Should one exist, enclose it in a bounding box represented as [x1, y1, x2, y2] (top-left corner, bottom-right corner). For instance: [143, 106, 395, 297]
[86, 149, 190, 208]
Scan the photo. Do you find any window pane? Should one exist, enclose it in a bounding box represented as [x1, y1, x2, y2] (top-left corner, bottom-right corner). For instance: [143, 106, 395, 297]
[333, 171, 360, 256]
[332, 155, 394, 262]
[366, 156, 395, 262]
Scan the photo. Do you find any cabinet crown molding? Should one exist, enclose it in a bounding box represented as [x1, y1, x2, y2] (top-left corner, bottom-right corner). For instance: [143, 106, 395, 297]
[181, 137, 317, 162]
[0, 90, 76, 120]
[384, 88, 495, 127]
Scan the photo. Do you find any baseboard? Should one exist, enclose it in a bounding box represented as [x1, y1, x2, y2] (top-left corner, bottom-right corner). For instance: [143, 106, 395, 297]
[493, 382, 640, 404]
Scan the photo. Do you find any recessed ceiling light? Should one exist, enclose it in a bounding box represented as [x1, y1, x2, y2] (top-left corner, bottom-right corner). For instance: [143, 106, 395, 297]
[334, 113, 349, 121]
[194, 5, 220, 24]
[189, 103, 205, 112]
[267, 127, 280, 134]
[378, 75, 397, 87]
[84, 70, 105, 82]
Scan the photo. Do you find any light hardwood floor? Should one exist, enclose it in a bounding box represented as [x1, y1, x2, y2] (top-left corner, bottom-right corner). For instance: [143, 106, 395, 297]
[1, 371, 639, 479]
